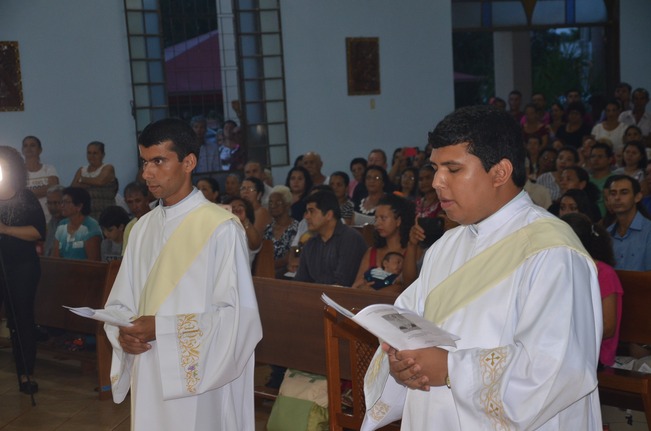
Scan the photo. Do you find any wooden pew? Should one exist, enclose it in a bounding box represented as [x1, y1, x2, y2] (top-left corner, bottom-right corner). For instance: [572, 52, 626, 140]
[598, 270, 651, 429]
[34, 256, 120, 400]
[253, 276, 399, 399]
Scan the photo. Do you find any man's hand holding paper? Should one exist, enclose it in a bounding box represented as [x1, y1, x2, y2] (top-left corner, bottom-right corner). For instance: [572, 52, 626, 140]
[118, 316, 156, 355]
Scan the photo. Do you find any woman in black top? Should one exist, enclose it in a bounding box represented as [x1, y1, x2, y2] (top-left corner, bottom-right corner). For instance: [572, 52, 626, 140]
[0, 146, 46, 394]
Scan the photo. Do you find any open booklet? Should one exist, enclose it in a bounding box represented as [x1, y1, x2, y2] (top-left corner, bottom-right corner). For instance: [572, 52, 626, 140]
[321, 294, 459, 351]
[63, 306, 133, 327]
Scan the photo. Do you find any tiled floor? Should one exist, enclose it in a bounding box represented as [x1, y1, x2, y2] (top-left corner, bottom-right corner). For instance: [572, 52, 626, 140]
[0, 343, 272, 430]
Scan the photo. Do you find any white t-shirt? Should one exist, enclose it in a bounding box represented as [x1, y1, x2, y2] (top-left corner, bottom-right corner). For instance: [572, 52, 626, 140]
[27, 164, 58, 222]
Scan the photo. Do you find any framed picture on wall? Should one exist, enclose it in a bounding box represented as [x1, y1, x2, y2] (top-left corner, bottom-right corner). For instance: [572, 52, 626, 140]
[346, 37, 380, 96]
[0, 41, 25, 112]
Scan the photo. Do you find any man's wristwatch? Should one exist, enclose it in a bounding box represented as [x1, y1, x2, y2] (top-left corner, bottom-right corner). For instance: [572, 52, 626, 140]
[445, 374, 451, 389]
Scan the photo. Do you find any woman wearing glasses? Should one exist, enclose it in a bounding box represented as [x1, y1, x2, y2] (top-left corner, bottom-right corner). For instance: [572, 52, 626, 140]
[239, 177, 272, 234]
[353, 165, 391, 225]
[52, 187, 102, 261]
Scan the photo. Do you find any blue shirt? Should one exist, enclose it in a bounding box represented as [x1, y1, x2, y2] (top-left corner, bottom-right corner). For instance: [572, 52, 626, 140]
[55, 216, 102, 260]
[608, 211, 651, 271]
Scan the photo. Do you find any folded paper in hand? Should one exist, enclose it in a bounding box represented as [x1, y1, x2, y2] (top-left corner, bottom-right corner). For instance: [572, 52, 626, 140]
[321, 293, 459, 351]
[64, 306, 133, 327]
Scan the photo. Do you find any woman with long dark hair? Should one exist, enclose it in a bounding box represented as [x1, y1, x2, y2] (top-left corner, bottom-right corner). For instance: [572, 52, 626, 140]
[351, 194, 414, 291]
[561, 213, 622, 367]
[284, 166, 312, 221]
[0, 146, 46, 394]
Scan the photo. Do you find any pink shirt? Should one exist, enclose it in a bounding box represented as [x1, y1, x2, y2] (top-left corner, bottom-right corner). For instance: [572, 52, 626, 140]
[597, 260, 623, 366]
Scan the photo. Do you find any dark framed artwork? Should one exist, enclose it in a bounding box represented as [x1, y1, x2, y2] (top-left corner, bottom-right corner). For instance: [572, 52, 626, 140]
[0, 42, 25, 112]
[346, 37, 380, 96]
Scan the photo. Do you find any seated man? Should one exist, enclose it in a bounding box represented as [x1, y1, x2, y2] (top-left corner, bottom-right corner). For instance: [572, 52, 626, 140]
[605, 174, 651, 270]
[302, 151, 329, 186]
[294, 190, 367, 286]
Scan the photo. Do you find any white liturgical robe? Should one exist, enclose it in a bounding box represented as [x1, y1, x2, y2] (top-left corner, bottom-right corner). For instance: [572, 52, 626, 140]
[363, 192, 603, 430]
[104, 190, 262, 431]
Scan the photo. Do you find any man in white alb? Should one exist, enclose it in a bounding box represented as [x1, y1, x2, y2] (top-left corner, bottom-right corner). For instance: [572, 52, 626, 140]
[104, 118, 262, 430]
[362, 106, 603, 430]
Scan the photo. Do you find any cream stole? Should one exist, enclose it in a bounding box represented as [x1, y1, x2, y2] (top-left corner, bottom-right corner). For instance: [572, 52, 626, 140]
[362, 216, 591, 426]
[138, 203, 236, 316]
[423, 216, 589, 325]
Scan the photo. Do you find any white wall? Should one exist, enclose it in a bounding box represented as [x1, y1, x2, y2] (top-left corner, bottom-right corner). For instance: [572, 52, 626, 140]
[276, 0, 454, 183]
[0, 1, 136, 190]
[619, 0, 651, 93]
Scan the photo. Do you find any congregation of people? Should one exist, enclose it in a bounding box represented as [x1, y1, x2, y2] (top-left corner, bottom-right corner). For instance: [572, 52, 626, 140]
[0, 81, 650, 430]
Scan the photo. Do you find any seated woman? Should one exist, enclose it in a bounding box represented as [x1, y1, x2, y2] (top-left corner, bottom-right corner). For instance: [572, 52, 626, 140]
[414, 165, 441, 218]
[196, 176, 221, 203]
[52, 187, 102, 261]
[561, 213, 622, 368]
[613, 141, 647, 190]
[222, 196, 262, 267]
[71, 141, 117, 221]
[398, 166, 419, 201]
[329, 171, 354, 225]
[548, 166, 601, 221]
[557, 189, 601, 222]
[353, 165, 391, 225]
[222, 172, 241, 202]
[263, 186, 299, 277]
[285, 166, 312, 221]
[240, 176, 272, 234]
[536, 146, 579, 201]
[351, 194, 414, 291]
[522, 103, 549, 148]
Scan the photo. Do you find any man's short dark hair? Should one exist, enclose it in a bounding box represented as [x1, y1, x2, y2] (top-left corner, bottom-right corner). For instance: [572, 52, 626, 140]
[138, 118, 199, 161]
[330, 171, 350, 187]
[99, 205, 131, 229]
[566, 101, 586, 116]
[22, 135, 42, 149]
[350, 157, 367, 170]
[198, 176, 220, 194]
[591, 142, 613, 158]
[63, 187, 92, 216]
[427, 105, 526, 187]
[605, 174, 641, 195]
[124, 181, 149, 197]
[633, 87, 650, 100]
[615, 82, 632, 93]
[304, 190, 341, 220]
[368, 149, 387, 165]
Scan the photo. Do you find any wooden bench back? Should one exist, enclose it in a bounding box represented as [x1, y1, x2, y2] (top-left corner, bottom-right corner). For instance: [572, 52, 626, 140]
[34, 257, 120, 334]
[615, 270, 651, 346]
[252, 239, 275, 278]
[253, 276, 398, 377]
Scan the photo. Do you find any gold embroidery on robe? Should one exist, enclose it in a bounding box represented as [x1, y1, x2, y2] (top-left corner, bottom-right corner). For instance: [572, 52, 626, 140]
[479, 347, 511, 430]
[177, 314, 203, 393]
[369, 400, 391, 421]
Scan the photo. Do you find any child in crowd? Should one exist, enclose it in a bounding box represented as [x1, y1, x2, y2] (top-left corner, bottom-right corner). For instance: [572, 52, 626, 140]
[98, 206, 130, 262]
[364, 251, 403, 290]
